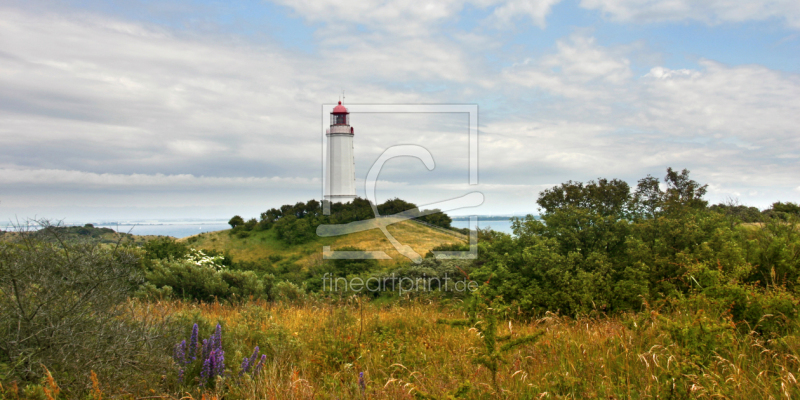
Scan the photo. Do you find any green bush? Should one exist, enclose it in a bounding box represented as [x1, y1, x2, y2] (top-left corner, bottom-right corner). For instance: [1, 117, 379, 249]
[704, 285, 798, 337]
[0, 221, 174, 394]
[142, 258, 272, 301]
[273, 215, 314, 245]
[329, 246, 379, 277]
[143, 236, 189, 262]
[273, 281, 305, 302]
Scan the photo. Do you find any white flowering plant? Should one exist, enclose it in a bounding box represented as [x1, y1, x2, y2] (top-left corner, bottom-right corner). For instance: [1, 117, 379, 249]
[183, 248, 227, 271]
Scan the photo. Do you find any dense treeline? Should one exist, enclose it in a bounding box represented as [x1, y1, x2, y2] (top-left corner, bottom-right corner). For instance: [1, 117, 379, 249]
[227, 197, 454, 244]
[470, 168, 800, 337]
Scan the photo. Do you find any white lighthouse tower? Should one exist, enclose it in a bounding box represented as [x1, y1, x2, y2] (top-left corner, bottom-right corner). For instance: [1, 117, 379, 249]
[325, 101, 356, 203]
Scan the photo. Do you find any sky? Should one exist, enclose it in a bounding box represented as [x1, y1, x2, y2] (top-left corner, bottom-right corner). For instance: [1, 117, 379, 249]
[1, 0, 799, 222]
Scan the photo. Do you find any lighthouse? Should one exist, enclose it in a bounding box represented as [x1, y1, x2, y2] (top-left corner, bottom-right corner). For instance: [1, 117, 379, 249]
[325, 101, 356, 203]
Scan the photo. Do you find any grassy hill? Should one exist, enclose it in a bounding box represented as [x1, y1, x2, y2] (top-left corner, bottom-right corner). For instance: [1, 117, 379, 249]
[180, 219, 466, 266]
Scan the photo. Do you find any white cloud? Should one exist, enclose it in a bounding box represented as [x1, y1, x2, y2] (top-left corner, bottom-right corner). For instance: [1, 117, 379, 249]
[0, 168, 319, 188]
[502, 35, 634, 101]
[580, 0, 800, 28]
[487, 0, 563, 28]
[1, 3, 799, 219]
[637, 60, 800, 144]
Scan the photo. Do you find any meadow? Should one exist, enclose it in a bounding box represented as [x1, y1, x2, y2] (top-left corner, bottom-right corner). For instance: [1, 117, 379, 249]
[5, 296, 800, 399]
[3, 169, 800, 399]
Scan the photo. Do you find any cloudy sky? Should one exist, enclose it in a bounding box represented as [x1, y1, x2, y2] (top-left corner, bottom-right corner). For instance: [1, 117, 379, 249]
[1, 0, 799, 222]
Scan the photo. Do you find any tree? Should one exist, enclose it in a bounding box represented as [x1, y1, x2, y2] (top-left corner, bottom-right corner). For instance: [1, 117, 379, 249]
[631, 175, 663, 220]
[765, 201, 800, 220]
[663, 167, 708, 212]
[228, 215, 245, 229]
[536, 178, 630, 217]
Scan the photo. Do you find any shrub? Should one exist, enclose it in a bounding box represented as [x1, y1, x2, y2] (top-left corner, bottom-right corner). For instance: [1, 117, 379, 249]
[273, 215, 314, 245]
[704, 285, 799, 337]
[142, 249, 272, 301]
[0, 221, 173, 393]
[329, 246, 379, 277]
[143, 236, 189, 262]
[273, 281, 305, 302]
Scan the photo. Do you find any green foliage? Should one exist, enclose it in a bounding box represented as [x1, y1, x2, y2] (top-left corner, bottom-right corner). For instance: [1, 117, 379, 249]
[143, 236, 189, 261]
[329, 246, 379, 277]
[228, 215, 245, 229]
[710, 203, 762, 223]
[703, 285, 799, 337]
[425, 243, 469, 258]
[272, 280, 305, 302]
[0, 221, 174, 394]
[472, 167, 800, 335]
[771, 201, 800, 216]
[742, 215, 800, 290]
[255, 197, 457, 245]
[141, 254, 273, 302]
[273, 215, 314, 245]
[537, 177, 631, 217]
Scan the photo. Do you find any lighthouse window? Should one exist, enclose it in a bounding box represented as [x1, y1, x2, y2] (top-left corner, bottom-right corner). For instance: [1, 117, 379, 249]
[330, 113, 349, 125]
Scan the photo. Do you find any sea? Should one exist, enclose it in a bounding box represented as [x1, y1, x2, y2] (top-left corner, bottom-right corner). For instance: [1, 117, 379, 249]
[2, 218, 519, 238]
[450, 218, 515, 234]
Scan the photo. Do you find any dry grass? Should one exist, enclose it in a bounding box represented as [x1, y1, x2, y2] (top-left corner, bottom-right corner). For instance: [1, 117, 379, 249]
[65, 299, 800, 399]
[182, 220, 465, 266]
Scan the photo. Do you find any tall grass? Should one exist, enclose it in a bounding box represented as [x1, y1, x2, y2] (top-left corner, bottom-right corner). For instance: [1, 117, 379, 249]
[6, 297, 799, 399]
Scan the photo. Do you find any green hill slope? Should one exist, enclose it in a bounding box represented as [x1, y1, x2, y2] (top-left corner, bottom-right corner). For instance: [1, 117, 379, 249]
[181, 219, 466, 266]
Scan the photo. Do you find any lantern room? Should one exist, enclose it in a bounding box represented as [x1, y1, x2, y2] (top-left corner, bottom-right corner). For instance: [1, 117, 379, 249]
[331, 101, 349, 126]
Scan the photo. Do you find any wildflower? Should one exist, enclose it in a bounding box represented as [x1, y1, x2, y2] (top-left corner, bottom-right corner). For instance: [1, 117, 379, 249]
[253, 354, 267, 376]
[214, 348, 225, 378]
[358, 371, 366, 393]
[201, 338, 210, 361]
[173, 340, 187, 365]
[212, 324, 222, 352]
[200, 350, 214, 387]
[189, 323, 199, 361]
[248, 346, 260, 369]
[240, 357, 250, 377]
[240, 346, 260, 376]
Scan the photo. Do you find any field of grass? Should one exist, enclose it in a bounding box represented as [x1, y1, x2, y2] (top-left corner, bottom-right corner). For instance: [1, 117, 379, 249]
[31, 297, 798, 399]
[181, 220, 466, 266]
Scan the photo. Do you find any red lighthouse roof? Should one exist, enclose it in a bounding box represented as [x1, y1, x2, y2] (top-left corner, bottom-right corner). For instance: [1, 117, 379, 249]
[332, 101, 349, 114]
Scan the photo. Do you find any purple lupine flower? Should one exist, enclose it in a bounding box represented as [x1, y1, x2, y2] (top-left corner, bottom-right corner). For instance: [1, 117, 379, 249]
[239, 356, 250, 377]
[173, 340, 187, 365]
[240, 345, 261, 376]
[201, 338, 210, 362]
[253, 354, 267, 376]
[358, 371, 366, 392]
[247, 346, 260, 372]
[200, 351, 213, 387]
[212, 324, 222, 352]
[177, 367, 185, 383]
[189, 323, 199, 361]
[214, 349, 225, 378]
